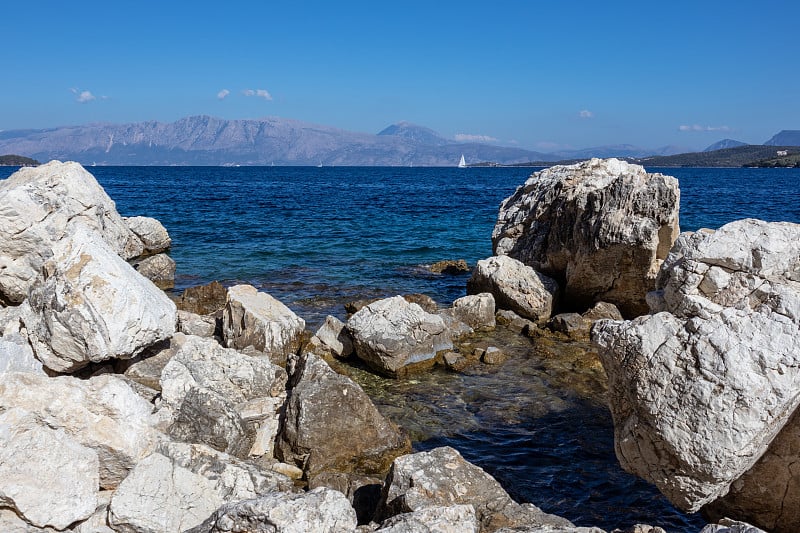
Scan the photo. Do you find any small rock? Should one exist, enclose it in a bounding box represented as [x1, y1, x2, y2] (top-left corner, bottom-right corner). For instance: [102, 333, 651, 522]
[132, 253, 176, 289]
[125, 215, 171, 255]
[313, 315, 354, 358]
[429, 259, 470, 275]
[582, 302, 623, 322]
[176, 281, 228, 316]
[177, 309, 217, 338]
[482, 346, 506, 365]
[548, 313, 592, 339]
[403, 293, 439, 314]
[450, 293, 496, 331]
[376, 504, 478, 532]
[443, 351, 470, 372]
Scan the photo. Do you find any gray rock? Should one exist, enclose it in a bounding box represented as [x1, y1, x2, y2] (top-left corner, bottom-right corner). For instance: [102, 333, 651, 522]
[124, 216, 171, 255]
[186, 487, 357, 533]
[25, 224, 176, 373]
[276, 352, 411, 478]
[312, 315, 354, 358]
[0, 161, 143, 304]
[493, 158, 680, 317]
[121, 337, 182, 391]
[0, 408, 99, 530]
[72, 490, 115, 533]
[176, 281, 228, 316]
[0, 303, 46, 376]
[308, 472, 384, 525]
[450, 293, 496, 331]
[0, 372, 161, 489]
[581, 302, 623, 322]
[376, 504, 478, 532]
[177, 310, 217, 338]
[132, 253, 175, 290]
[379, 446, 573, 532]
[108, 441, 294, 533]
[699, 519, 767, 533]
[222, 284, 305, 360]
[592, 219, 800, 513]
[467, 255, 558, 323]
[548, 313, 591, 339]
[347, 296, 453, 377]
[481, 346, 506, 365]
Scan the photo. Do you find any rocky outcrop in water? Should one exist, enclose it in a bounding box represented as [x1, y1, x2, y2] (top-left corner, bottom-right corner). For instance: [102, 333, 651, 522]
[593, 219, 800, 525]
[347, 295, 453, 376]
[493, 158, 680, 317]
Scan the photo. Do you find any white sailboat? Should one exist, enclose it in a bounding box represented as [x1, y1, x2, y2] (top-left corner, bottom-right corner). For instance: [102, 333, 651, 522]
[458, 154, 466, 168]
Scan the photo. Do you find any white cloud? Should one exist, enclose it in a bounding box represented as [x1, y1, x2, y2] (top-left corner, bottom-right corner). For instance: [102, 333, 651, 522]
[679, 124, 731, 132]
[454, 133, 498, 143]
[70, 88, 97, 103]
[243, 88, 273, 100]
[579, 109, 594, 119]
[217, 89, 230, 100]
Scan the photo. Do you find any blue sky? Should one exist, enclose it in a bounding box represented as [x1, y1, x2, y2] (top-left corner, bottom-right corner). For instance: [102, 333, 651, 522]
[2, 1, 798, 151]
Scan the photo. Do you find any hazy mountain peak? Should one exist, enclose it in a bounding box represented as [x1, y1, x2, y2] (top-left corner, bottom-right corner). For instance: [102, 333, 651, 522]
[704, 139, 747, 152]
[764, 130, 800, 146]
[377, 122, 447, 145]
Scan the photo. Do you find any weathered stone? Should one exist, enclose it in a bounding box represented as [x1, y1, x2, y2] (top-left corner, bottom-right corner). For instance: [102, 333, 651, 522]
[312, 315, 354, 358]
[495, 527, 605, 533]
[467, 255, 558, 323]
[121, 337, 181, 391]
[493, 158, 680, 317]
[177, 310, 217, 337]
[124, 216, 171, 254]
[0, 507, 62, 532]
[25, 224, 176, 373]
[582, 301, 623, 322]
[548, 313, 591, 339]
[699, 519, 767, 533]
[481, 346, 506, 365]
[376, 504, 478, 532]
[429, 259, 470, 275]
[0, 303, 46, 376]
[0, 161, 143, 304]
[403, 294, 439, 314]
[0, 372, 161, 489]
[277, 352, 411, 478]
[443, 351, 470, 372]
[176, 281, 228, 316]
[592, 219, 800, 513]
[132, 253, 175, 290]
[309, 472, 384, 525]
[222, 284, 305, 359]
[450, 293, 496, 331]
[186, 487, 357, 533]
[347, 296, 453, 377]
[109, 442, 293, 533]
[379, 446, 573, 532]
[0, 408, 99, 530]
[239, 396, 285, 457]
[72, 490, 115, 533]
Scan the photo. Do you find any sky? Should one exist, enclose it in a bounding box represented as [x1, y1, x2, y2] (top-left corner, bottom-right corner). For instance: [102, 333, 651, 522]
[2, 1, 798, 152]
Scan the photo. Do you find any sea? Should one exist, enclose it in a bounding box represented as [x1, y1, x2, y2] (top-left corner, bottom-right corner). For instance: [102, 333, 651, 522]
[2, 165, 798, 531]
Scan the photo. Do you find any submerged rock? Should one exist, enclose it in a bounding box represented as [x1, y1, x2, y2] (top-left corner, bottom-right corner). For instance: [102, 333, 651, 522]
[467, 255, 558, 323]
[276, 352, 411, 479]
[493, 158, 680, 317]
[593, 219, 800, 515]
[429, 259, 470, 275]
[346, 296, 453, 377]
[0, 160, 144, 304]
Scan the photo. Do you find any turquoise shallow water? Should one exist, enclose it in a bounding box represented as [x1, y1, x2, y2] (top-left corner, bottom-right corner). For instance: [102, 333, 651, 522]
[2, 164, 798, 531]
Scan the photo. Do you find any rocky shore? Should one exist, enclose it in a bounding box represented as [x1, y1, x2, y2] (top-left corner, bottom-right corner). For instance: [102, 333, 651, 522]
[0, 159, 792, 532]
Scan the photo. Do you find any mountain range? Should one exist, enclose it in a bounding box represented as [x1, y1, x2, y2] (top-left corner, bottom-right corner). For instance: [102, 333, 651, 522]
[0, 115, 691, 166]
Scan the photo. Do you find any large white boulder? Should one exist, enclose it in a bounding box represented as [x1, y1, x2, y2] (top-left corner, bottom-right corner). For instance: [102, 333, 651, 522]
[0, 408, 99, 530]
[24, 223, 176, 373]
[346, 296, 453, 377]
[0, 371, 162, 489]
[0, 161, 143, 304]
[222, 284, 305, 360]
[467, 256, 557, 322]
[493, 158, 680, 317]
[593, 219, 800, 514]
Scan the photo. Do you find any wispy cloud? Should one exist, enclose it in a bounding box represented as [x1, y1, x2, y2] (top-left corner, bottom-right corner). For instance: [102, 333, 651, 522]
[243, 88, 273, 101]
[679, 124, 731, 132]
[217, 89, 230, 100]
[70, 88, 97, 103]
[455, 133, 498, 143]
[579, 110, 594, 119]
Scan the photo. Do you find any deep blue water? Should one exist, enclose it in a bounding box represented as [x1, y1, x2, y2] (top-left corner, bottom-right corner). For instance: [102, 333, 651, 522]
[2, 164, 798, 531]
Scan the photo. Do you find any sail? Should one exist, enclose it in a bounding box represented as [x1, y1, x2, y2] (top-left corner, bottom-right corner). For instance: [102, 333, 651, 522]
[458, 154, 466, 168]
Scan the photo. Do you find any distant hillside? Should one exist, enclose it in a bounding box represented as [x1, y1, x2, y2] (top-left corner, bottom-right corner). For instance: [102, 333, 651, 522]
[704, 139, 747, 152]
[744, 151, 800, 168]
[636, 145, 800, 167]
[764, 130, 800, 146]
[0, 115, 547, 166]
[0, 154, 39, 166]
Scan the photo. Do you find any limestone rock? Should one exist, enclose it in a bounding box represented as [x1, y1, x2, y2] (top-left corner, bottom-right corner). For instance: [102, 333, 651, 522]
[0, 372, 162, 488]
[0, 408, 99, 530]
[0, 161, 144, 304]
[121, 337, 181, 391]
[277, 352, 411, 478]
[493, 158, 680, 317]
[132, 253, 175, 290]
[25, 224, 176, 373]
[124, 216, 171, 255]
[449, 293, 496, 331]
[467, 255, 558, 323]
[582, 302, 623, 322]
[403, 293, 439, 314]
[699, 520, 767, 533]
[186, 487, 357, 533]
[548, 313, 591, 339]
[375, 504, 478, 532]
[429, 259, 470, 275]
[177, 310, 217, 337]
[222, 284, 305, 360]
[108, 442, 293, 533]
[346, 296, 453, 377]
[592, 219, 800, 512]
[312, 315, 354, 358]
[308, 472, 383, 525]
[379, 446, 573, 532]
[72, 491, 115, 533]
[0, 303, 46, 376]
[176, 281, 228, 315]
